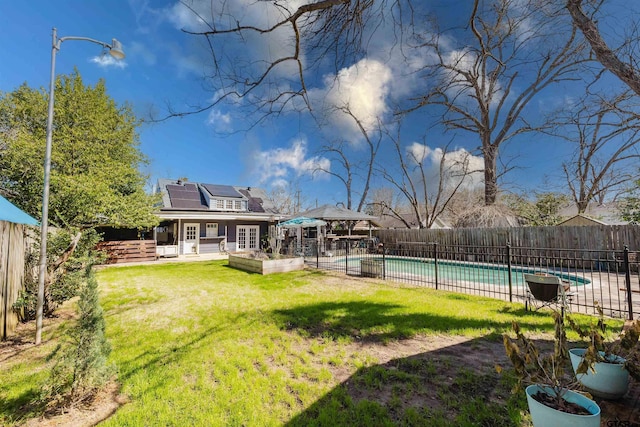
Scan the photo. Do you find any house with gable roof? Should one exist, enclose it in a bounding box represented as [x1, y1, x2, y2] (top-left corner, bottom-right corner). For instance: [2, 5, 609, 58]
[153, 178, 284, 256]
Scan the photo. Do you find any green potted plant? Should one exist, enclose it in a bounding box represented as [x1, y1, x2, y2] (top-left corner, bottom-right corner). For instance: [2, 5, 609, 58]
[502, 310, 601, 426]
[567, 305, 640, 399]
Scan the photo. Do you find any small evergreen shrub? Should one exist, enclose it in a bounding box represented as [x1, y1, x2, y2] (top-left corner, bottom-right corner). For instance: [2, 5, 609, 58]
[42, 266, 115, 409]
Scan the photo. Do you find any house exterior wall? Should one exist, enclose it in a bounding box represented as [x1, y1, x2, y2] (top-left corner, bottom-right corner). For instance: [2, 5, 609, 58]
[167, 219, 269, 255]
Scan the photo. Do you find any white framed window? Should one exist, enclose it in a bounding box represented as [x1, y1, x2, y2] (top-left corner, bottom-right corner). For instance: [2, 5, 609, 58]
[206, 223, 218, 237]
[211, 198, 248, 211]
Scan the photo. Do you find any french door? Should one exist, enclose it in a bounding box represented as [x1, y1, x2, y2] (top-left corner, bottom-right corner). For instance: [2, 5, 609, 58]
[237, 225, 259, 251]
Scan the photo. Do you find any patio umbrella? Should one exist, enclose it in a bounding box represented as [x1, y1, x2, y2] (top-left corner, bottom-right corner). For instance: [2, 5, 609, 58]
[277, 217, 327, 229]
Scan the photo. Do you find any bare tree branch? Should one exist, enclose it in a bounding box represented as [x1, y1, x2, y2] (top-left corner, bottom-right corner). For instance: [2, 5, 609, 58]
[567, 0, 640, 96]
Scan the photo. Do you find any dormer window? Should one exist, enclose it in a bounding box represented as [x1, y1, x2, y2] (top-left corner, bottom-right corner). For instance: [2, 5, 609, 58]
[210, 198, 247, 212]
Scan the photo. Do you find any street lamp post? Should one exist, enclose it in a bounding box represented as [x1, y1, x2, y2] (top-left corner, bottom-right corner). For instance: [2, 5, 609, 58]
[35, 27, 125, 345]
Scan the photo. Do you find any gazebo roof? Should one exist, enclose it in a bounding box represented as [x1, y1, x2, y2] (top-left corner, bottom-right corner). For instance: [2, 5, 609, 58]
[298, 204, 378, 221]
[277, 216, 327, 228]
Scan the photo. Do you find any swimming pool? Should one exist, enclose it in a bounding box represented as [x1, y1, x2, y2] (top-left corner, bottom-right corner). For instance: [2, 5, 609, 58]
[341, 256, 591, 287]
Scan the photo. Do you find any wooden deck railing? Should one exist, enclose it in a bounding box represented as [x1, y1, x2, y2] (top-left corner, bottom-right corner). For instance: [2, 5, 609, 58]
[97, 240, 157, 264]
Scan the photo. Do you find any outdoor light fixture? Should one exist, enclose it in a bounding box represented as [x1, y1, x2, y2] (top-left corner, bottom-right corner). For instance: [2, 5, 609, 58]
[35, 28, 125, 345]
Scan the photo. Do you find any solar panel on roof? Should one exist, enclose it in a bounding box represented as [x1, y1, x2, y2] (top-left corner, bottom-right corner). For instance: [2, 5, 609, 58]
[239, 189, 265, 212]
[202, 184, 242, 198]
[167, 184, 207, 209]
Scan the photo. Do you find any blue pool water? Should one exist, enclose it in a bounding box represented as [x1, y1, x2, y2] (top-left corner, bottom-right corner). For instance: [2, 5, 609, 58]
[343, 256, 591, 287]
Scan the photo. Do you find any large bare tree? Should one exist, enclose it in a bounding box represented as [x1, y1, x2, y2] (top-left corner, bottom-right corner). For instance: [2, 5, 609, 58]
[550, 90, 640, 212]
[409, 0, 589, 205]
[377, 126, 483, 229]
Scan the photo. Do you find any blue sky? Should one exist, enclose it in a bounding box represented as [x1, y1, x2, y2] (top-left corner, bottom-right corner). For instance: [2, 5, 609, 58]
[1, 1, 636, 210]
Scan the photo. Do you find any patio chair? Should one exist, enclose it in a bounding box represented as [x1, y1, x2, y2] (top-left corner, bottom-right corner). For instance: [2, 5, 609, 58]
[523, 273, 575, 316]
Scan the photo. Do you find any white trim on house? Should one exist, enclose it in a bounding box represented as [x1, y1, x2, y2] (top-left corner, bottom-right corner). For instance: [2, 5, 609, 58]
[156, 211, 282, 221]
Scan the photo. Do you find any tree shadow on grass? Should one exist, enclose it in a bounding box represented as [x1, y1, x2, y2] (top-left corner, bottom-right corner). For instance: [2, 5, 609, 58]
[276, 301, 640, 426]
[284, 335, 530, 426]
[272, 300, 540, 343]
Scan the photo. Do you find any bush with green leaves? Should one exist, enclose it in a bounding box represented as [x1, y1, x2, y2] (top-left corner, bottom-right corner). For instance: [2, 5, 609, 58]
[13, 229, 106, 321]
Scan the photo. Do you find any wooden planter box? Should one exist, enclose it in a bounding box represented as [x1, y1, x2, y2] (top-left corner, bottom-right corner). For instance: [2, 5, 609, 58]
[228, 254, 304, 275]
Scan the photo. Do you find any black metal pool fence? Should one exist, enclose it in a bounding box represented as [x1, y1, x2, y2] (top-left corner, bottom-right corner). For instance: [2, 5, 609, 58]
[298, 240, 639, 321]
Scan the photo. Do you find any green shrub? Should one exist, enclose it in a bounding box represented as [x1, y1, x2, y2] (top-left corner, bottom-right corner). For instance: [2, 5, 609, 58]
[42, 267, 115, 409]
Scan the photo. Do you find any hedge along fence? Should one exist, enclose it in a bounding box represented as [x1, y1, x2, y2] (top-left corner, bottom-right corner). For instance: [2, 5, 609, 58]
[0, 220, 29, 340]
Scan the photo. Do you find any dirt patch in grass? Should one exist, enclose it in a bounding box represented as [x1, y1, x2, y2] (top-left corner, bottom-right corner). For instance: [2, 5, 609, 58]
[338, 335, 513, 420]
[1, 308, 129, 427]
[20, 382, 127, 427]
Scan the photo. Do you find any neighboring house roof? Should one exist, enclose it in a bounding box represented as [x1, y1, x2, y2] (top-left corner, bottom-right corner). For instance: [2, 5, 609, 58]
[298, 204, 378, 221]
[0, 195, 38, 226]
[557, 203, 627, 225]
[376, 213, 451, 229]
[557, 214, 609, 227]
[155, 178, 282, 220]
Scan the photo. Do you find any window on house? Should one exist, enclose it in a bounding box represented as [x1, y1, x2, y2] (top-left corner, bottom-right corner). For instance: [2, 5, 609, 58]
[234, 200, 242, 210]
[226, 200, 233, 210]
[206, 223, 218, 238]
[216, 199, 225, 209]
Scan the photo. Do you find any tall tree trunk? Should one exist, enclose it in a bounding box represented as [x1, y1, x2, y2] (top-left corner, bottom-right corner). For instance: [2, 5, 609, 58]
[483, 145, 498, 206]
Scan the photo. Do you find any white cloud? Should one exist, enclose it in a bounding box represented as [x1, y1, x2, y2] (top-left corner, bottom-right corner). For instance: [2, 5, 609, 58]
[252, 138, 330, 185]
[206, 109, 232, 132]
[166, 1, 211, 32]
[310, 58, 392, 142]
[90, 54, 127, 69]
[270, 178, 290, 189]
[406, 142, 484, 192]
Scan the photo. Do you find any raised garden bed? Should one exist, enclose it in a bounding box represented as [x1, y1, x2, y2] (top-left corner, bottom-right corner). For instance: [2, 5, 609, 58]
[228, 253, 304, 275]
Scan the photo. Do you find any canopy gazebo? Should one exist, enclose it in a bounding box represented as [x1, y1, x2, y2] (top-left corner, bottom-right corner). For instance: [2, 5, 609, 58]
[276, 216, 327, 256]
[298, 204, 379, 237]
[294, 204, 380, 254]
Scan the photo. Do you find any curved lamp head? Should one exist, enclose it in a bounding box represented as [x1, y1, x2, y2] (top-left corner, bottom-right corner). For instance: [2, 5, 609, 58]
[109, 38, 125, 60]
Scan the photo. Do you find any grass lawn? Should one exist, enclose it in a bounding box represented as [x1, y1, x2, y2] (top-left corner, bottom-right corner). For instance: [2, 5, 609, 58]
[1, 260, 582, 426]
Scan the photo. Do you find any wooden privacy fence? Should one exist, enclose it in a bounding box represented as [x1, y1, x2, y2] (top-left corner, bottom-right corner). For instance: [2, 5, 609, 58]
[97, 240, 157, 264]
[0, 220, 28, 340]
[374, 225, 640, 252]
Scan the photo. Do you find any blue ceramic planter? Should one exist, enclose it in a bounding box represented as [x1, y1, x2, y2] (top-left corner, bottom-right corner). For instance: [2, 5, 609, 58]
[525, 384, 600, 427]
[569, 348, 629, 399]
